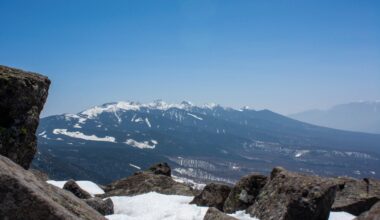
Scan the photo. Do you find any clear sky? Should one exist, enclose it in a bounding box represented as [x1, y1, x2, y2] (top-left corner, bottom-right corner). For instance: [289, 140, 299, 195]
[1, 0, 379, 117]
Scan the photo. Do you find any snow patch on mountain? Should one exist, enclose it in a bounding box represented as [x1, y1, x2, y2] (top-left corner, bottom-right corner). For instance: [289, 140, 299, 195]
[52, 129, 116, 142]
[125, 139, 157, 149]
[187, 113, 203, 120]
[129, 163, 141, 170]
[47, 180, 104, 196]
[145, 118, 152, 127]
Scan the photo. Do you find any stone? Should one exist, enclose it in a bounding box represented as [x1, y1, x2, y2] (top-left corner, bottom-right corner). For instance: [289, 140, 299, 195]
[355, 201, 380, 220]
[223, 173, 267, 213]
[146, 162, 171, 176]
[0, 155, 105, 220]
[104, 172, 195, 197]
[247, 167, 337, 220]
[203, 207, 238, 220]
[29, 168, 49, 181]
[190, 183, 231, 211]
[84, 197, 114, 216]
[0, 65, 50, 169]
[63, 179, 92, 199]
[332, 177, 380, 216]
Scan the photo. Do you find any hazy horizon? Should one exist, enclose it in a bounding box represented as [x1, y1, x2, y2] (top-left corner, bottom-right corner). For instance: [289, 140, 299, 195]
[1, 0, 379, 117]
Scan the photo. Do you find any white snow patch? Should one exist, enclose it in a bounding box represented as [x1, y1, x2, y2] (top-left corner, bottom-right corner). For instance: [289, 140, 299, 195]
[47, 180, 104, 196]
[38, 131, 46, 136]
[129, 163, 141, 170]
[294, 150, 310, 158]
[145, 118, 152, 128]
[187, 113, 203, 120]
[134, 117, 144, 123]
[125, 139, 157, 149]
[73, 124, 82, 128]
[329, 212, 356, 220]
[53, 129, 116, 143]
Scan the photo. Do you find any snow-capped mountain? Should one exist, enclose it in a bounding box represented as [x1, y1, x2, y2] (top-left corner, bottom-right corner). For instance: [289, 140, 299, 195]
[33, 100, 380, 184]
[290, 101, 380, 134]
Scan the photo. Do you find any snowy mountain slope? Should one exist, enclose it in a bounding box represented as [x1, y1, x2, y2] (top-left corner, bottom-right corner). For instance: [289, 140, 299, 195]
[33, 100, 380, 184]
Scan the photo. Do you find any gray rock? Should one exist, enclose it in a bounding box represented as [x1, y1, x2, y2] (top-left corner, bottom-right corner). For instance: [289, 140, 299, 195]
[63, 179, 92, 199]
[223, 173, 267, 213]
[203, 207, 238, 220]
[104, 172, 195, 197]
[355, 201, 380, 220]
[84, 197, 114, 216]
[146, 162, 171, 176]
[29, 168, 49, 181]
[332, 177, 380, 216]
[190, 183, 231, 211]
[247, 167, 337, 220]
[0, 155, 106, 220]
[0, 65, 50, 169]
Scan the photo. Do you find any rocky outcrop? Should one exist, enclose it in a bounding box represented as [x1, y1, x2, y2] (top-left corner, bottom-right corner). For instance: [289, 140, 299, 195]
[84, 197, 114, 216]
[104, 172, 194, 197]
[29, 168, 49, 181]
[355, 201, 380, 220]
[0, 155, 106, 220]
[247, 167, 337, 220]
[63, 179, 92, 199]
[332, 177, 380, 216]
[190, 183, 231, 211]
[223, 173, 267, 213]
[203, 207, 238, 220]
[146, 162, 171, 176]
[0, 65, 50, 169]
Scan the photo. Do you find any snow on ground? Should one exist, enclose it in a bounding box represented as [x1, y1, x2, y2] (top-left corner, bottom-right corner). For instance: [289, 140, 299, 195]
[125, 139, 157, 149]
[46, 180, 104, 196]
[329, 212, 356, 220]
[187, 113, 203, 120]
[172, 175, 206, 190]
[52, 129, 116, 142]
[129, 163, 141, 170]
[145, 118, 152, 127]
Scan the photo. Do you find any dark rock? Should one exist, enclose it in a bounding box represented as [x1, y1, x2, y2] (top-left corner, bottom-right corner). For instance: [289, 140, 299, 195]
[223, 173, 267, 213]
[0, 155, 105, 220]
[332, 177, 380, 216]
[63, 179, 92, 199]
[355, 201, 380, 220]
[146, 162, 171, 176]
[104, 172, 194, 197]
[84, 197, 114, 216]
[190, 183, 231, 211]
[0, 65, 50, 169]
[203, 207, 238, 220]
[247, 167, 337, 220]
[29, 168, 49, 181]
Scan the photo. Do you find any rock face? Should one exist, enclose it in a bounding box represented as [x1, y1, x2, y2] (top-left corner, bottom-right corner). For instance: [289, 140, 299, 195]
[84, 197, 114, 216]
[355, 201, 380, 220]
[190, 183, 231, 211]
[332, 177, 380, 216]
[146, 162, 171, 176]
[29, 168, 49, 181]
[63, 179, 92, 199]
[203, 207, 238, 220]
[0, 65, 50, 169]
[223, 173, 267, 213]
[104, 172, 194, 197]
[247, 167, 337, 220]
[0, 155, 106, 220]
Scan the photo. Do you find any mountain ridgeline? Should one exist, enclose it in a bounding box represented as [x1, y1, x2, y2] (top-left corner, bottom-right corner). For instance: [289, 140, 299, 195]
[34, 101, 380, 184]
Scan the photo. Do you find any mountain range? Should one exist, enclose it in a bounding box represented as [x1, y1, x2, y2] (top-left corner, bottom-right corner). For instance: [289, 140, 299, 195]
[33, 100, 380, 184]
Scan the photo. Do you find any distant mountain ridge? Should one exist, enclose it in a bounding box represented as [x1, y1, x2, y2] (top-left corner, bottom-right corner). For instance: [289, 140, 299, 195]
[33, 100, 380, 184]
[289, 101, 380, 134]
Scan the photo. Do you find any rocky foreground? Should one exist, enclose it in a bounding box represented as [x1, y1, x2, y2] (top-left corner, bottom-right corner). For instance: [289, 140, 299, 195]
[1, 65, 380, 220]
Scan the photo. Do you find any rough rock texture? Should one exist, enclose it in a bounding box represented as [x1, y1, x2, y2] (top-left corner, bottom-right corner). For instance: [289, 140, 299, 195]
[247, 167, 337, 220]
[223, 173, 267, 213]
[0, 65, 50, 169]
[203, 207, 238, 220]
[190, 183, 231, 211]
[84, 197, 114, 216]
[332, 177, 380, 216]
[0, 155, 106, 220]
[146, 162, 171, 176]
[29, 168, 49, 181]
[63, 179, 92, 199]
[355, 201, 380, 220]
[104, 172, 195, 197]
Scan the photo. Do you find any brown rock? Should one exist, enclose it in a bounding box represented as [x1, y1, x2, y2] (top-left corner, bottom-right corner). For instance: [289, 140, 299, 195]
[63, 179, 92, 199]
[355, 201, 380, 220]
[84, 197, 114, 216]
[146, 162, 171, 176]
[29, 168, 49, 181]
[190, 183, 231, 211]
[203, 207, 238, 220]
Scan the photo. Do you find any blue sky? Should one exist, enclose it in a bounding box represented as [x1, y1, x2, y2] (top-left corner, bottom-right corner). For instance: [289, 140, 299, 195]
[1, 0, 379, 116]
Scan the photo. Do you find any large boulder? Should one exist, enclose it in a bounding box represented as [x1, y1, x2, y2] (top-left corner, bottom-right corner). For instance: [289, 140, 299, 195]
[0, 65, 50, 169]
[223, 173, 267, 213]
[332, 177, 380, 216]
[0, 155, 106, 220]
[104, 172, 195, 197]
[247, 167, 337, 220]
[355, 201, 380, 220]
[63, 179, 92, 199]
[84, 197, 114, 216]
[190, 183, 231, 211]
[146, 162, 171, 176]
[203, 207, 238, 220]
